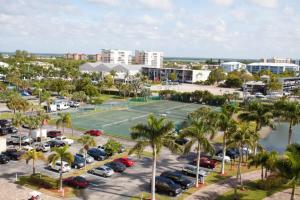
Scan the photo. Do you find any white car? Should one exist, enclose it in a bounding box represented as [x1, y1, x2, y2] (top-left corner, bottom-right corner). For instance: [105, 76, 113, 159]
[75, 153, 94, 164]
[55, 136, 74, 145]
[35, 142, 51, 152]
[89, 166, 114, 177]
[22, 145, 34, 151]
[212, 154, 231, 163]
[49, 161, 71, 173]
[182, 164, 208, 177]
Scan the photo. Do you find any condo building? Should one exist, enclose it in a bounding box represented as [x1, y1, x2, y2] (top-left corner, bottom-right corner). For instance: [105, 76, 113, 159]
[220, 62, 246, 73]
[134, 50, 163, 68]
[64, 53, 87, 60]
[246, 62, 299, 74]
[101, 49, 132, 65]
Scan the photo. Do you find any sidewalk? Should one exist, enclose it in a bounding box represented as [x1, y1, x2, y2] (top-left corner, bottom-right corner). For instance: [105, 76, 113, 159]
[185, 170, 261, 200]
[264, 187, 300, 200]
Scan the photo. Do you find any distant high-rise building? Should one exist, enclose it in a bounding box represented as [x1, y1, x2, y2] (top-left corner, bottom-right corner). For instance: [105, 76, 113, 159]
[135, 50, 163, 68]
[101, 49, 132, 65]
[91, 53, 102, 61]
[64, 53, 87, 60]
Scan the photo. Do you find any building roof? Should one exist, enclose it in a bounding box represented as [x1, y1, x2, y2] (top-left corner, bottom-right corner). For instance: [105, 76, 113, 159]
[79, 62, 150, 73]
[247, 62, 299, 67]
[0, 61, 9, 68]
[221, 61, 245, 65]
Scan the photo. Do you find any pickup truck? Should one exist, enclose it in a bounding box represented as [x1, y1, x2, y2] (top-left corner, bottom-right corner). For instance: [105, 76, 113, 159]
[54, 136, 74, 145]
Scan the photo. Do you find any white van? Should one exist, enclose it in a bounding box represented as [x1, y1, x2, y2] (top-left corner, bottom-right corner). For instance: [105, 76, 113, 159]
[49, 161, 71, 172]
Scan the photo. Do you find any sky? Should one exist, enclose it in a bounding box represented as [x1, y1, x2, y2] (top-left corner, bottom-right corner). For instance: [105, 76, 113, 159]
[0, 0, 300, 58]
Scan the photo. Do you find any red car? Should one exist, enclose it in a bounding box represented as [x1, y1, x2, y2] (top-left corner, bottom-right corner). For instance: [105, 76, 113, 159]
[47, 130, 62, 138]
[114, 157, 135, 167]
[63, 176, 89, 188]
[85, 129, 103, 136]
[193, 157, 217, 169]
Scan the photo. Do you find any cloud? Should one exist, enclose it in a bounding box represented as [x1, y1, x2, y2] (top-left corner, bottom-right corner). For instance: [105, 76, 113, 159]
[141, 15, 157, 25]
[86, 0, 121, 6]
[137, 0, 173, 11]
[249, 0, 278, 8]
[231, 10, 247, 22]
[211, 0, 234, 7]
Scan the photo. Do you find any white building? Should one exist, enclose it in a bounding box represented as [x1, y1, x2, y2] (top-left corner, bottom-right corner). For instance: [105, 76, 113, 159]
[0, 61, 9, 68]
[261, 57, 292, 64]
[220, 62, 246, 73]
[135, 50, 163, 68]
[247, 62, 299, 74]
[101, 49, 132, 65]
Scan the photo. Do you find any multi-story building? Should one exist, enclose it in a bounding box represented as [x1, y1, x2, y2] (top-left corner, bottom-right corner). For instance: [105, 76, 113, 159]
[261, 57, 292, 64]
[220, 62, 246, 73]
[64, 53, 87, 60]
[247, 62, 299, 74]
[101, 49, 132, 65]
[134, 50, 163, 68]
[90, 54, 102, 61]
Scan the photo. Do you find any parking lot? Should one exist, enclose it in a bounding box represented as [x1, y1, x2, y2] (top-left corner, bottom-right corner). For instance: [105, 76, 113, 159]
[1, 125, 194, 200]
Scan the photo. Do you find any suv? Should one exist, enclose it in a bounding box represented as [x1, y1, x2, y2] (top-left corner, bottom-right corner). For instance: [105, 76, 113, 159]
[182, 164, 208, 178]
[87, 148, 107, 161]
[75, 153, 94, 164]
[49, 161, 71, 172]
[47, 140, 66, 148]
[47, 130, 62, 138]
[160, 171, 195, 190]
[154, 176, 182, 196]
[71, 155, 85, 169]
[4, 149, 25, 160]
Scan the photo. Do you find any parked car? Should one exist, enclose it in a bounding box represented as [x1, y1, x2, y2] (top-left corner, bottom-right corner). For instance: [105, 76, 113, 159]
[175, 138, 189, 145]
[216, 149, 238, 159]
[0, 128, 8, 136]
[87, 148, 107, 161]
[63, 176, 89, 188]
[0, 153, 10, 164]
[113, 157, 134, 167]
[182, 164, 208, 178]
[97, 146, 112, 157]
[69, 101, 80, 108]
[0, 119, 11, 128]
[192, 157, 217, 169]
[212, 154, 231, 163]
[7, 135, 32, 145]
[35, 142, 51, 152]
[47, 140, 66, 148]
[105, 161, 126, 172]
[72, 155, 85, 169]
[55, 136, 74, 145]
[89, 166, 114, 177]
[4, 149, 25, 160]
[21, 145, 34, 151]
[118, 145, 126, 153]
[48, 161, 71, 172]
[85, 129, 103, 136]
[160, 171, 195, 190]
[75, 153, 94, 164]
[154, 176, 182, 196]
[47, 130, 62, 138]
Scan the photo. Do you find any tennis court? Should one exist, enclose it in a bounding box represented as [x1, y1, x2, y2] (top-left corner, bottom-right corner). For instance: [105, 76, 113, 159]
[71, 100, 203, 138]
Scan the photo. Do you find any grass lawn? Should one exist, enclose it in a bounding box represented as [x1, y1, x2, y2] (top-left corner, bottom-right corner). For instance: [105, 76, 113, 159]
[215, 181, 290, 200]
[100, 94, 126, 101]
[0, 112, 13, 119]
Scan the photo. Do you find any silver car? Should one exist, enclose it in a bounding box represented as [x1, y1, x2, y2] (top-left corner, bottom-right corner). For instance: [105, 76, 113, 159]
[76, 153, 94, 164]
[182, 164, 208, 177]
[89, 166, 114, 177]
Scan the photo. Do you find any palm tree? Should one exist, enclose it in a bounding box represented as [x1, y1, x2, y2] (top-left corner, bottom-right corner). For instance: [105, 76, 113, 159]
[23, 116, 39, 145]
[56, 113, 72, 135]
[276, 143, 300, 200]
[181, 107, 217, 186]
[248, 151, 268, 180]
[274, 100, 300, 145]
[110, 69, 117, 84]
[227, 122, 254, 199]
[12, 112, 24, 149]
[48, 146, 74, 191]
[22, 149, 45, 174]
[129, 115, 181, 199]
[77, 135, 96, 170]
[217, 104, 237, 175]
[239, 101, 274, 155]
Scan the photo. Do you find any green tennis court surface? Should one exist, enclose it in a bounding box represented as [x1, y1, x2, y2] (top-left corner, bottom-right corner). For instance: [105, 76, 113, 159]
[71, 100, 203, 138]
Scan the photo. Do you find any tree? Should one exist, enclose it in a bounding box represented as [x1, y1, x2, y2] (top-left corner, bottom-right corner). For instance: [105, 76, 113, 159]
[23, 116, 39, 145]
[274, 100, 300, 145]
[239, 101, 274, 154]
[207, 68, 226, 85]
[276, 144, 300, 200]
[77, 135, 96, 170]
[267, 77, 282, 92]
[56, 113, 72, 135]
[103, 139, 122, 156]
[110, 70, 117, 84]
[225, 74, 243, 88]
[169, 72, 177, 81]
[129, 115, 181, 199]
[181, 107, 217, 186]
[104, 75, 114, 94]
[72, 91, 87, 103]
[248, 151, 268, 180]
[22, 149, 45, 174]
[48, 146, 74, 191]
[12, 112, 24, 149]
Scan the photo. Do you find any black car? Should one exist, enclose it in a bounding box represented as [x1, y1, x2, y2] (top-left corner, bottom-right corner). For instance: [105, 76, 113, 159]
[105, 161, 126, 172]
[47, 140, 66, 148]
[0, 119, 11, 127]
[0, 128, 8, 136]
[71, 155, 85, 169]
[6, 126, 18, 134]
[154, 176, 182, 196]
[87, 148, 107, 161]
[0, 154, 10, 164]
[4, 149, 25, 160]
[160, 171, 195, 190]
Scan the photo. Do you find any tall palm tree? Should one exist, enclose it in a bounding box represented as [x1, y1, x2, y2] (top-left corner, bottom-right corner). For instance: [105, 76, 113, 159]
[228, 122, 254, 199]
[48, 146, 74, 191]
[22, 149, 45, 174]
[248, 151, 268, 180]
[274, 100, 300, 145]
[276, 143, 300, 200]
[217, 104, 237, 175]
[12, 112, 24, 149]
[56, 113, 72, 135]
[239, 101, 274, 155]
[129, 115, 181, 200]
[77, 135, 96, 170]
[181, 107, 217, 186]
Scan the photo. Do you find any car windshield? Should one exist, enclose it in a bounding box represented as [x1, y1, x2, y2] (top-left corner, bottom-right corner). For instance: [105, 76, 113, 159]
[75, 177, 85, 182]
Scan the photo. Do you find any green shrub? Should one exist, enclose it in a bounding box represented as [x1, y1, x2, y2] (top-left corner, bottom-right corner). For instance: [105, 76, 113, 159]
[18, 173, 59, 189]
[256, 175, 287, 190]
[89, 96, 104, 105]
[103, 139, 122, 156]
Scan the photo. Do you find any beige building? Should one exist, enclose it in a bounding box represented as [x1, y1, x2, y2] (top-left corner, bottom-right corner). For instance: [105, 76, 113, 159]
[134, 50, 163, 68]
[64, 53, 87, 60]
[261, 57, 292, 64]
[101, 49, 132, 65]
